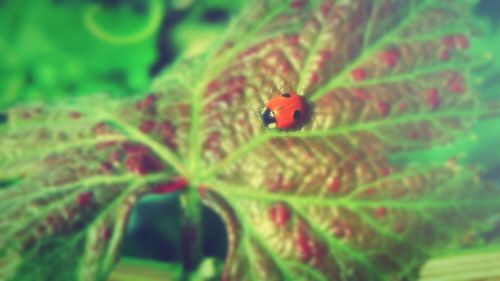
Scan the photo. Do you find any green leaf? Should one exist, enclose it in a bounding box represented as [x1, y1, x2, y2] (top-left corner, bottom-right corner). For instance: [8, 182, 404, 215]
[191, 0, 500, 280]
[0, 95, 185, 280]
[1, 0, 500, 281]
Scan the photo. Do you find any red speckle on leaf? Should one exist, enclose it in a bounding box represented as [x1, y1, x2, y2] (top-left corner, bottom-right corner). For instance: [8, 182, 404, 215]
[124, 154, 163, 175]
[306, 152, 314, 160]
[124, 143, 163, 175]
[145, 94, 157, 105]
[64, 207, 75, 220]
[123, 143, 149, 155]
[397, 103, 407, 113]
[288, 34, 299, 46]
[289, 0, 306, 10]
[374, 206, 387, 218]
[292, 49, 303, 61]
[394, 223, 405, 233]
[268, 203, 291, 228]
[328, 177, 341, 192]
[204, 131, 224, 160]
[205, 132, 222, 152]
[100, 162, 113, 173]
[238, 45, 259, 59]
[100, 228, 112, 241]
[310, 240, 327, 259]
[108, 151, 121, 163]
[441, 36, 455, 48]
[277, 60, 292, 73]
[410, 131, 420, 140]
[135, 94, 157, 111]
[266, 173, 285, 192]
[309, 73, 319, 86]
[365, 187, 376, 195]
[348, 10, 365, 30]
[97, 141, 118, 151]
[93, 122, 112, 136]
[231, 76, 246, 87]
[206, 80, 219, 93]
[198, 186, 207, 198]
[449, 83, 464, 94]
[426, 88, 440, 110]
[77, 192, 93, 207]
[216, 87, 244, 107]
[440, 49, 450, 61]
[295, 223, 312, 262]
[331, 220, 353, 239]
[454, 34, 469, 49]
[320, 1, 333, 17]
[350, 68, 366, 81]
[379, 166, 390, 177]
[446, 74, 465, 94]
[139, 120, 156, 133]
[69, 111, 81, 119]
[320, 50, 331, 61]
[377, 101, 391, 117]
[152, 178, 188, 194]
[379, 48, 400, 68]
[352, 88, 368, 100]
[158, 121, 177, 149]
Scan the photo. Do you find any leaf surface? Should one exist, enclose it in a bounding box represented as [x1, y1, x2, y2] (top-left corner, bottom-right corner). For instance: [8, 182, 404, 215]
[0, 94, 187, 280]
[193, 0, 500, 280]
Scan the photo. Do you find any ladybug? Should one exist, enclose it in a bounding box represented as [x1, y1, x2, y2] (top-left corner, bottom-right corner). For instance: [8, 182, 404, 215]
[261, 92, 307, 130]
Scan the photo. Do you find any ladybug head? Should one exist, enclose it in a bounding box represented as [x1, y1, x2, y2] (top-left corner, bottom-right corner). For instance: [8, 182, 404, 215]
[261, 108, 277, 128]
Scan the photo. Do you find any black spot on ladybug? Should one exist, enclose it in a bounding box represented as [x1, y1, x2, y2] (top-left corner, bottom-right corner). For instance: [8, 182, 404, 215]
[281, 93, 291, 98]
[293, 110, 301, 121]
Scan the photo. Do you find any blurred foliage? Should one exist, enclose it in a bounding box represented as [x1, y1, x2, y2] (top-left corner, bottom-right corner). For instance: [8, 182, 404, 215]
[473, 0, 500, 101]
[0, 0, 246, 109]
[0, 0, 158, 108]
[107, 257, 182, 281]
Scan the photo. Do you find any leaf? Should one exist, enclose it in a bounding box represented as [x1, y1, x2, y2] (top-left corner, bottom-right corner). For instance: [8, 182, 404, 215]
[420, 248, 500, 281]
[191, 0, 500, 280]
[1, 0, 500, 281]
[0, 95, 187, 280]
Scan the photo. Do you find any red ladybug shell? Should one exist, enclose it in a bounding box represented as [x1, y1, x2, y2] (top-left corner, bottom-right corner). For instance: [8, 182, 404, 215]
[261, 92, 306, 130]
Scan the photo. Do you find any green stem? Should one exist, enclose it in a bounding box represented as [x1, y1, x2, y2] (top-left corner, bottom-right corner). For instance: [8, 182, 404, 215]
[180, 186, 203, 273]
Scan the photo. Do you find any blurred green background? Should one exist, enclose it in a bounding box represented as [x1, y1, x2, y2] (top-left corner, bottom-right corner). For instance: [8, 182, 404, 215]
[0, 0, 245, 109]
[1, 0, 500, 280]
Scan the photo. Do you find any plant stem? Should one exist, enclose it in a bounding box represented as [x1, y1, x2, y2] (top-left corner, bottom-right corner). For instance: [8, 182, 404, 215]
[180, 185, 203, 272]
